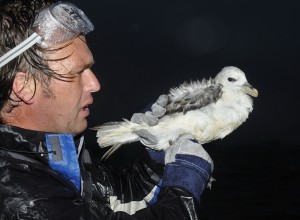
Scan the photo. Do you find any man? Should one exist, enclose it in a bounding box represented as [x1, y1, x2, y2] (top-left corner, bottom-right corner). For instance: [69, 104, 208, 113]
[0, 0, 213, 219]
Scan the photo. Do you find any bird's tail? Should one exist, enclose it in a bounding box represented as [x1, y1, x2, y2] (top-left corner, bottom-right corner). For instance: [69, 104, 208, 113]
[91, 119, 141, 159]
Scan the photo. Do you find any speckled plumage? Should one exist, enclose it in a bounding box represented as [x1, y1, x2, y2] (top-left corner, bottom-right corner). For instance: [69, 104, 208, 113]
[94, 66, 258, 159]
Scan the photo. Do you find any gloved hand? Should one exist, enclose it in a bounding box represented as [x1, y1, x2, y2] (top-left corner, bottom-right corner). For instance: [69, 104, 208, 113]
[131, 94, 168, 125]
[131, 96, 214, 200]
[130, 94, 168, 148]
[162, 134, 214, 201]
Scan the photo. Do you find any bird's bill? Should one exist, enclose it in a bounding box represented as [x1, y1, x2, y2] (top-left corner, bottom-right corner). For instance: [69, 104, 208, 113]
[242, 82, 259, 97]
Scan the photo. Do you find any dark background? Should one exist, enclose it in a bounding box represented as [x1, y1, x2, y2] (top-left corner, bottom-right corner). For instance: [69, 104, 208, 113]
[72, 0, 300, 219]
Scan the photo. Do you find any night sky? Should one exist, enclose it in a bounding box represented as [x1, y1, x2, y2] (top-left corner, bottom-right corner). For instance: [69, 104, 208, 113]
[70, 0, 299, 218]
[69, 0, 300, 147]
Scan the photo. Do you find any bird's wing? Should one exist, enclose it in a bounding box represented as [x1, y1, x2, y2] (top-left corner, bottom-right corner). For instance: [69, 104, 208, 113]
[166, 78, 223, 114]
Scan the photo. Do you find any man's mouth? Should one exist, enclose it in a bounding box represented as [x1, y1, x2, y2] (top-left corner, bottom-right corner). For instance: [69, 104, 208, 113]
[81, 105, 90, 116]
[82, 99, 93, 113]
[82, 105, 89, 111]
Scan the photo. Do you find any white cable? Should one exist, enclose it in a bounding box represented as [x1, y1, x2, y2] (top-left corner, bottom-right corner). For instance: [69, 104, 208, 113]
[0, 32, 42, 68]
[77, 135, 84, 158]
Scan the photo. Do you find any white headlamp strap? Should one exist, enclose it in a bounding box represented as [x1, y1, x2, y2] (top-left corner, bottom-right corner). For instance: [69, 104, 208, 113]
[0, 33, 42, 68]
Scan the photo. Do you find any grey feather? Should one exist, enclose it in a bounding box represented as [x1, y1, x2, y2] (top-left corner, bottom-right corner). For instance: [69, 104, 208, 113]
[166, 79, 223, 114]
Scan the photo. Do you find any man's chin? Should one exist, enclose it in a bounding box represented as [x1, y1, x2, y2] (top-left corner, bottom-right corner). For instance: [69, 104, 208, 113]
[71, 121, 88, 136]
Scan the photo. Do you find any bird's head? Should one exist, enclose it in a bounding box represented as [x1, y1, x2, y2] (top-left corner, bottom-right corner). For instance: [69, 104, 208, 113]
[215, 66, 258, 97]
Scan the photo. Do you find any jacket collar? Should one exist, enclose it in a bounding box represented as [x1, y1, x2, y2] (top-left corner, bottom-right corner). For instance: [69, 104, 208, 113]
[0, 124, 83, 165]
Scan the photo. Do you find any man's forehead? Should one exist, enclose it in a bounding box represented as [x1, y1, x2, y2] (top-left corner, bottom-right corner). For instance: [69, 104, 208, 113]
[47, 37, 94, 73]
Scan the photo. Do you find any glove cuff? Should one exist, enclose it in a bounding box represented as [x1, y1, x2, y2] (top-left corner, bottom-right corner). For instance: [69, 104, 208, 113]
[162, 154, 213, 201]
[147, 148, 165, 164]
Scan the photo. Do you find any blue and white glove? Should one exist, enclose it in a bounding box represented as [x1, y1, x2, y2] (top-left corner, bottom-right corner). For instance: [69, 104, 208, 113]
[162, 134, 214, 201]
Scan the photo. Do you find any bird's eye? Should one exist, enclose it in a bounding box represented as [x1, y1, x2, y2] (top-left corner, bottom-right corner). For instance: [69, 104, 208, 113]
[228, 77, 237, 82]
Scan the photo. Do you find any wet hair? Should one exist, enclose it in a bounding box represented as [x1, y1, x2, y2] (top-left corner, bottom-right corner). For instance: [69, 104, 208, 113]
[0, 0, 75, 119]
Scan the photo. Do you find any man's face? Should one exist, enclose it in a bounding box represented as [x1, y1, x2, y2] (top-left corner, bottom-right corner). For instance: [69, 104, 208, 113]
[32, 36, 100, 136]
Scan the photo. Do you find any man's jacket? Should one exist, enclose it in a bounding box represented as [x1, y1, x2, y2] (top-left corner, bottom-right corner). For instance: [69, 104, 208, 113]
[0, 124, 201, 219]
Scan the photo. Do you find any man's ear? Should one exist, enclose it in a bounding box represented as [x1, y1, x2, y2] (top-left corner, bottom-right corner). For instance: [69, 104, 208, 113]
[12, 72, 35, 104]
